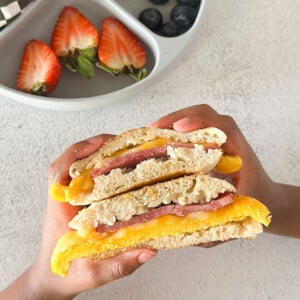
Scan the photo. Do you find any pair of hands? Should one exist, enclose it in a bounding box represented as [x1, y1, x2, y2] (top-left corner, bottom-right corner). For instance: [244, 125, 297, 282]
[0, 104, 279, 300]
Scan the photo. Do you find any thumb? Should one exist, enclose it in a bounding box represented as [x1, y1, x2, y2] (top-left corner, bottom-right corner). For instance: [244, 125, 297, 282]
[105, 249, 157, 280]
[95, 249, 157, 286]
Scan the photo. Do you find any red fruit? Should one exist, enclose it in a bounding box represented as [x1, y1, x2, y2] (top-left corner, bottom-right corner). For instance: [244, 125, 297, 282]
[16, 39, 61, 96]
[51, 6, 99, 79]
[98, 17, 147, 81]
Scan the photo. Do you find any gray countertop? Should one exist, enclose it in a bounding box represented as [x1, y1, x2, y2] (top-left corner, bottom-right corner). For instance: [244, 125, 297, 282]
[1, 0, 300, 299]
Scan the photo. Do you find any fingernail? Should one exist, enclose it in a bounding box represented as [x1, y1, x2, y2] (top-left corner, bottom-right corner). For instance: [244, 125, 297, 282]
[87, 136, 102, 144]
[148, 121, 158, 127]
[173, 117, 190, 130]
[138, 250, 156, 264]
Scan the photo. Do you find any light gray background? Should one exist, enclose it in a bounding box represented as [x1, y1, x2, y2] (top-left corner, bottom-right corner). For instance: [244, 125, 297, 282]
[0, 0, 299, 299]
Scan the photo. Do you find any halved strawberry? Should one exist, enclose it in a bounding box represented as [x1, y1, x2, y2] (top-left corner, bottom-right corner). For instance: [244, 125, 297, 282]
[98, 17, 147, 81]
[16, 39, 61, 96]
[51, 6, 99, 79]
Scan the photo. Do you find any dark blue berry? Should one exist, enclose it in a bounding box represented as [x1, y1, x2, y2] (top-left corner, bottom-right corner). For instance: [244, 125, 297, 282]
[156, 22, 179, 37]
[170, 4, 198, 29]
[150, 0, 169, 4]
[139, 8, 163, 31]
[177, 0, 201, 7]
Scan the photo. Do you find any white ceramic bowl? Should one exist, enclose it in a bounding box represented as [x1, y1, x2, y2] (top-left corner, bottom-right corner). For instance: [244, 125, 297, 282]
[0, 0, 206, 111]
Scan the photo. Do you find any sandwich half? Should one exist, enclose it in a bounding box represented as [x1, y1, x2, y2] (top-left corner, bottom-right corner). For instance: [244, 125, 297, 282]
[50, 127, 242, 205]
[49, 127, 271, 277]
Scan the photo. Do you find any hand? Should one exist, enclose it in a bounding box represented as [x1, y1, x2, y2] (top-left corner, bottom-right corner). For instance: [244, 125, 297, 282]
[1, 135, 157, 300]
[150, 104, 295, 237]
[150, 105, 271, 200]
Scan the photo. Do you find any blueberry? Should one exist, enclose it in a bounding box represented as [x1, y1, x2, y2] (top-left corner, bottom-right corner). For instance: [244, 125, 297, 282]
[150, 0, 169, 4]
[177, 0, 201, 7]
[139, 8, 163, 31]
[156, 22, 179, 37]
[170, 4, 198, 29]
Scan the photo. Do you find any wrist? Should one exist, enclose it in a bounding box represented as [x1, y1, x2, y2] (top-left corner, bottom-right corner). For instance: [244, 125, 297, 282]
[28, 258, 77, 300]
[270, 182, 300, 238]
[263, 181, 289, 236]
[0, 262, 75, 300]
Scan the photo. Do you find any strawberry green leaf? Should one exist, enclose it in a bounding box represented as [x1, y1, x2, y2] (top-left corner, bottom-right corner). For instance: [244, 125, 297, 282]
[80, 47, 98, 63]
[31, 82, 48, 96]
[127, 68, 148, 81]
[96, 62, 122, 77]
[77, 56, 95, 79]
[63, 57, 77, 73]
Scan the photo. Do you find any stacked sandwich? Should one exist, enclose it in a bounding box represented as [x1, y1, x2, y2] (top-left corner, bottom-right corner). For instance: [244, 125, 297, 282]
[50, 127, 271, 277]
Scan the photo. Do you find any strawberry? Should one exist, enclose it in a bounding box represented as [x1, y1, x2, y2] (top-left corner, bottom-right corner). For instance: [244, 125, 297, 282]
[98, 17, 147, 81]
[16, 39, 61, 96]
[51, 6, 99, 79]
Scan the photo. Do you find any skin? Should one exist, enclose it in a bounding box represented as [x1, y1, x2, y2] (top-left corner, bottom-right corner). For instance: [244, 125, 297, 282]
[0, 134, 157, 300]
[1, 104, 299, 299]
[150, 104, 300, 238]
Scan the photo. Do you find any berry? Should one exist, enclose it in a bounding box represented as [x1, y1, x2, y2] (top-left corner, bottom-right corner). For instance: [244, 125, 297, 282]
[156, 22, 179, 37]
[170, 4, 198, 29]
[16, 39, 61, 96]
[98, 17, 147, 81]
[51, 6, 99, 79]
[150, 0, 169, 4]
[177, 0, 201, 7]
[139, 8, 163, 31]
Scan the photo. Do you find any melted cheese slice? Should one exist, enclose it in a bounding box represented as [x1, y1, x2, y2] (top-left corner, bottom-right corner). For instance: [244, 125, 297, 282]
[51, 195, 271, 276]
[50, 139, 170, 202]
[50, 169, 94, 202]
[215, 155, 242, 173]
[113, 138, 170, 156]
[49, 138, 242, 203]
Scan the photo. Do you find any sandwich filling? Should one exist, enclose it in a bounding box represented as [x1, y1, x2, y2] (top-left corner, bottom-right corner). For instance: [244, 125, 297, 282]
[90, 141, 217, 177]
[68, 174, 238, 235]
[51, 195, 271, 277]
[50, 138, 242, 203]
[96, 193, 233, 233]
